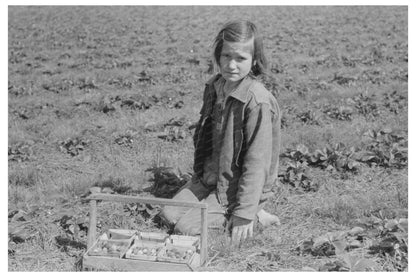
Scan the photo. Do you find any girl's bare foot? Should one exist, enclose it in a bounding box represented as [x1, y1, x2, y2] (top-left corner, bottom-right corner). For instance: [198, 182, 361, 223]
[257, 209, 280, 227]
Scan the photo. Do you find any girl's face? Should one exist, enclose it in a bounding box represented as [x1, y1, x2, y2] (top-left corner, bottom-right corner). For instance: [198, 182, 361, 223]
[219, 39, 254, 84]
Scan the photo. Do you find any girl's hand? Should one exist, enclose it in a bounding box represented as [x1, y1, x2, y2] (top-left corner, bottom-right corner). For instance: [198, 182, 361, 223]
[226, 215, 254, 246]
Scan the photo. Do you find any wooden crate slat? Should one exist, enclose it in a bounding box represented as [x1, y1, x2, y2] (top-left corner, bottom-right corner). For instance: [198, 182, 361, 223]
[83, 253, 199, 271]
[86, 193, 208, 208]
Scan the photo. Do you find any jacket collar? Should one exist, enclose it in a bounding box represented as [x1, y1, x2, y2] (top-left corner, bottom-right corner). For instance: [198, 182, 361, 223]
[207, 74, 255, 104]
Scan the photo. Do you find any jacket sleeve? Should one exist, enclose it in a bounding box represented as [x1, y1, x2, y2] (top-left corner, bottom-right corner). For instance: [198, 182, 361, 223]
[232, 102, 273, 221]
[193, 85, 209, 149]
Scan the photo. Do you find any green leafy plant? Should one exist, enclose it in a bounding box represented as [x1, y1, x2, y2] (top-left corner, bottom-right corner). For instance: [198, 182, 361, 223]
[108, 76, 134, 89]
[320, 254, 378, 272]
[42, 78, 75, 94]
[282, 129, 407, 173]
[295, 227, 379, 271]
[146, 166, 190, 198]
[281, 143, 360, 172]
[356, 128, 407, 169]
[323, 105, 354, 121]
[330, 72, 357, 86]
[59, 137, 89, 156]
[9, 84, 31, 96]
[9, 141, 34, 162]
[382, 91, 406, 114]
[351, 93, 381, 119]
[120, 98, 152, 110]
[296, 110, 321, 125]
[297, 215, 408, 272]
[363, 217, 408, 271]
[278, 161, 319, 192]
[114, 130, 137, 147]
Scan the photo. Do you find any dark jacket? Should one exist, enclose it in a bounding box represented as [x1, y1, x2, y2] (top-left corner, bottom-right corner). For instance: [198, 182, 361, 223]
[193, 74, 281, 221]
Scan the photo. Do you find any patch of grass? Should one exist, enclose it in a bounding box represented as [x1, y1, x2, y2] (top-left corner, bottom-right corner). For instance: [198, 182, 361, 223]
[294, 168, 407, 227]
[9, 167, 39, 188]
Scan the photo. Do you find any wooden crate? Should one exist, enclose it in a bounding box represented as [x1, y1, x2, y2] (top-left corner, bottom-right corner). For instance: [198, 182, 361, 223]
[83, 252, 201, 271]
[82, 193, 208, 271]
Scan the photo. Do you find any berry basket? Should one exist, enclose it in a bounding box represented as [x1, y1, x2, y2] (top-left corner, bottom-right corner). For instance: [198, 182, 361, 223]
[168, 235, 200, 250]
[87, 233, 133, 258]
[139, 231, 169, 243]
[125, 239, 164, 261]
[108, 229, 137, 240]
[157, 244, 196, 264]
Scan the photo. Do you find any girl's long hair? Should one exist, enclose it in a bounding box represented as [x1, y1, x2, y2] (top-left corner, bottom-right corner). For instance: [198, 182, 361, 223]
[212, 20, 268, 76]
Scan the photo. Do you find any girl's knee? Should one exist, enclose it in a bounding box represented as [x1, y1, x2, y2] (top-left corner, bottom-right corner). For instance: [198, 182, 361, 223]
[174, 220, 200, 236]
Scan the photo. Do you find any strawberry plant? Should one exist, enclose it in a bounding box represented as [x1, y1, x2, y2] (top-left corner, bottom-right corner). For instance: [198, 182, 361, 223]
[96, 96, 118, 113]
[281, 143, 360, 172]
[297, 214, 408, 271]
[382, 91, 406, 114]
[59, 137, 89, 156]
[330, 72, 357, 86]
[149, 95, 184, 109]
[357, 128, 407, 169]
[9, 84, 31, 97]
[295, 231, 345, 257]
[278, 161, 319, 192]
[124, 203, 161, 220]
[363, 217, 408, 271]
[318, 144, 360, 172]
[9, 143, 33, 162]
[114, 130, 138, 147]
[9, 212, 40, 243]
[319, 254, 378, 271]
[341, 55, 359, 67]
[295, 227, 380, 271]
[296, 110, 321, 125]
[146, 166, 190, 198]
[323, 105, 353, 121]
[42, 78, 75, 94]
[280, 144, 310, 163]
[55, 214, 89, 240]
[108, 76, 133, 89]
[115, 133, 134, 147]
[9, 49, 26, 64]
[145, 117, 194, 142]
[360, 68, 387, 85]
[76, 77, 98, 91]
[282, 129, 407, 172]
[351, 93, 381, 119]
[120, 97, 152, 110]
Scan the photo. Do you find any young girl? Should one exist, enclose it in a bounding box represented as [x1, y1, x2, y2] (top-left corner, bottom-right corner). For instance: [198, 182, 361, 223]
[159, 20, 281, 246]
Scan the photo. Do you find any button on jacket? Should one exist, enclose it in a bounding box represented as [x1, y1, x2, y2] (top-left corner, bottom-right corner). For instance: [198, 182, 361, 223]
[193, 74, 281, 221]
